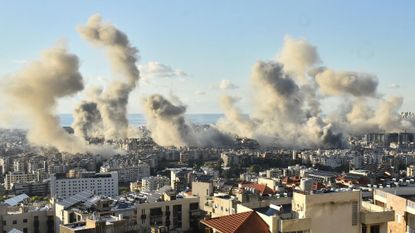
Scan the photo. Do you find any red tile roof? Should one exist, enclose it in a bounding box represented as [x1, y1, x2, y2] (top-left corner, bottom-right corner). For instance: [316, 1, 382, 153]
[242, 183, 276, 196]
[201, 211, 270, 233]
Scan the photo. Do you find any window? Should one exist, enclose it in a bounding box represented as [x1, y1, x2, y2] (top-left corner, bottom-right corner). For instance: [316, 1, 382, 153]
[2, 220, 6, 225]
[13, 220, 17, 224]
[23, 228, 28, 233]
[370, 225, 380, 233]
[23, 219, 27, 223]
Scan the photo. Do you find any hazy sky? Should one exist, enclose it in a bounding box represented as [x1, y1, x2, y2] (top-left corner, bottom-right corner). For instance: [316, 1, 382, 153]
[0, 1, 414, 113]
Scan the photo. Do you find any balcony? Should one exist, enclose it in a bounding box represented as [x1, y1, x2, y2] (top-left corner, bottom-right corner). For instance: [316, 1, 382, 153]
[360, 202, 395, 225]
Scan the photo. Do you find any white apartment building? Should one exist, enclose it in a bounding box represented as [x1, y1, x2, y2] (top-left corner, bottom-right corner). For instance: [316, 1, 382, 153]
[100, 163, 150, 183]
[50, 172, 118, 199]
[141, 175, 170, 191]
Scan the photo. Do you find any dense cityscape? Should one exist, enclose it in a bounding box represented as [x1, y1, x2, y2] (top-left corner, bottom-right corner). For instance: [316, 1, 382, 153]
[1, 2, 415, 233]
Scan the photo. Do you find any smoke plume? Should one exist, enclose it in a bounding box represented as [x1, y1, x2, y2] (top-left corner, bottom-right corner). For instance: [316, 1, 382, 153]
[315, 68, 378, 97]
[217, 36, 411, 149]
[0, 45, 118, 155]
[278, 36, 320, 85]
[78, 14, 140, 139]
[143, 94, 233, 147]
[72, 101, 103, 138]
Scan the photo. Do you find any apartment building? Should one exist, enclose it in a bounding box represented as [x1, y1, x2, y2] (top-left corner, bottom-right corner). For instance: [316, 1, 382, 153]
[50, 172, 118, 199]
[100, 163, 150, 183]
[141, 175, 170, 191]
[54, 189, 200, 233]
[4, 171, 45, 190]
[203, 189, 395, 233]
[0, 194, 54, 233]
[373, 187, 415, 233]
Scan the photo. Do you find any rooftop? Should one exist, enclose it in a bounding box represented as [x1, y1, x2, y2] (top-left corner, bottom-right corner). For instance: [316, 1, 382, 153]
[201, 211, 270, 233]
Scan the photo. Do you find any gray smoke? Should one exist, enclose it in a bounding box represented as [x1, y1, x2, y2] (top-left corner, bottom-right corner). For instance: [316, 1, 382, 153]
[217, 95, 255, 138]
[0, 45, 118, 155]
[72, 101, 103, 138]
[143, 94, 233, 147]
[315, 68, 378, 97]
[219, 59, 343, 148]
[78, 14, 140, 139]
[218, 36, 413, 148]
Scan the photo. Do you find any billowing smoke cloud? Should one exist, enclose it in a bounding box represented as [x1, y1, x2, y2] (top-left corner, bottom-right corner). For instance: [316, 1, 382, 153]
[0, 45, 118, 155]
[278, 36, 320, 85]
[315, 68, 378, 97]
[218, 36, 412, 149]
[218, 59, 343, 148]
[78, 14, 140, 139]
[72, 101, 103, 138]
[143, 94, 233, 147]
[217, 95, 255, 138]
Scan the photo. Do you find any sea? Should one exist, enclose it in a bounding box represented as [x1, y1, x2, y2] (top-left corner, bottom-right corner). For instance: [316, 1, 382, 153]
[58, 114, 224, 127]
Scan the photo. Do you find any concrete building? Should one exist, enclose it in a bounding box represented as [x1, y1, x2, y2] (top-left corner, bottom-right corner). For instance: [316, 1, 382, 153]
[192, 179, 214, 210]
[289, 190, 390, 233]
[50, 172, 118, 199]
[60, 216, 126, 233]
[5, 172, 44, 190]
[373, 187, 415, 233]
[141, 175, 170, 191]
[408, 165, 415, 177]
[170, 168, 192, 192]
[100, 163, 150, 183]
[220, 152, 239, 167]
[54, 189, 200, 233]
[0, 195, 54, 233]
[203, 189, 394, 233]
[12, 180, 49, 196]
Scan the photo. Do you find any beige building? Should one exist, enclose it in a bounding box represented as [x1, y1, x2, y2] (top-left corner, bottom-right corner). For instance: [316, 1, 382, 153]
[5, 172, 43, 190]
[0, 200, 54, 233]
[60, 216, 126, 233]
[55, 190, 200, 233]
[408, 165, 415, 177]
[142, 175, 170, 191]
[231, 190, 394, 233]
[192, 180, 214, 210]
[373, 187, 415, 233]
[207, 193, 291, 218]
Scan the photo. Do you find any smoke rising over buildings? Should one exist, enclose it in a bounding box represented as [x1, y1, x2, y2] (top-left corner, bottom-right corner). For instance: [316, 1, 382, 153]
[0, 45, 117, 155]
[77, 14, 140, 140]
[143, 94, 233, 147]
[218, 36, 413, 148]
[0, 14, 412, 151]
[72, 101, 103, 138]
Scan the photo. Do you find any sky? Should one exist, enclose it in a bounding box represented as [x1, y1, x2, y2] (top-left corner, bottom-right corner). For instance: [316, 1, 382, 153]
[0, 1, 414, 114]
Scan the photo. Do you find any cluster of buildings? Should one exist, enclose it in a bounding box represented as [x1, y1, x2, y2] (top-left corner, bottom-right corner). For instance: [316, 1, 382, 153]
[3, 128, 415, 232]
